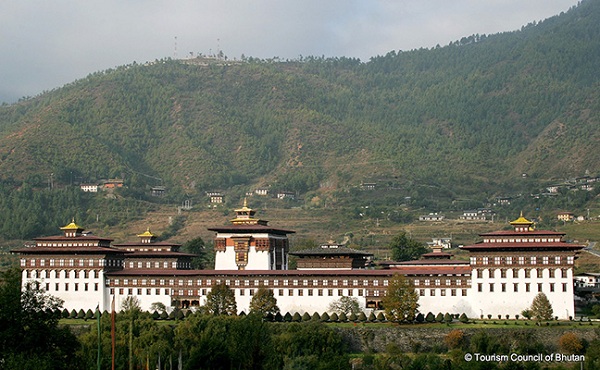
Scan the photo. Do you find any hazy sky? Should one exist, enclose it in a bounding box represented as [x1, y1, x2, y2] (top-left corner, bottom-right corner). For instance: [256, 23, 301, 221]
[0, 0, 580, 103]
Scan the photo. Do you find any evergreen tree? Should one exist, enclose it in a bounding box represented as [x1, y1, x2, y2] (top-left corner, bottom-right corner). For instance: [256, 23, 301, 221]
[205, 283, 237, 315]
[249, 287, 280, 317]
[530, 292, 554, 321]
[382, 274, 420, 322]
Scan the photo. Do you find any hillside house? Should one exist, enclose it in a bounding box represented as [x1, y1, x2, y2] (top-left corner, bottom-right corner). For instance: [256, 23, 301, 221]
[419, 213, 445, 221]
[80, 184, 98, 193]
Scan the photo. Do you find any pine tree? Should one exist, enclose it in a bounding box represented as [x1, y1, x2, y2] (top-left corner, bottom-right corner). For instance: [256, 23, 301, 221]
[530, 292, 553, 321]
[382, 274, 420, 322]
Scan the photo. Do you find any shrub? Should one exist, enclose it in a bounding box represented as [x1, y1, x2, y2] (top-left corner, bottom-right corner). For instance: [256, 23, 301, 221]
[444, 313, 452, 324]
[76, 309, 85, 319]
[160, 311, 169, 320]
[85, 309, 94, 320]
[444, 329, 465, 349]
[435, 313, 444, 323]
[292, 312, 302, 322]
[358, 312, 367, 322]
[274, 312, 283, 322]
[459, 313, 468, 323]
[348, 312, 357, 322]
[425, 312, 435, 323]
[376, 312, 386, 322]
[283, 312, 292, 322]
[62, 308, 70, 318]
[321, 312, 330, 322]
[330, 312, 339, 322]
[151, 310, 159, 320]
[302, 312, 311, 322]
[312, 312, 321, 321]
[339, 312, 348, 322]
[416, 312, 425, 323]
[368, 312, 376, 322]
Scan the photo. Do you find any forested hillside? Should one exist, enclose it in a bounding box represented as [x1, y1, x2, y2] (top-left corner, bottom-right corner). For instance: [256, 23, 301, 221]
[0, 0, 599, 240]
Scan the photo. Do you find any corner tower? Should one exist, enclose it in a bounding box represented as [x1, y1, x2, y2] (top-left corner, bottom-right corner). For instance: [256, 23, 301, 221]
[209, 199, 295, 270]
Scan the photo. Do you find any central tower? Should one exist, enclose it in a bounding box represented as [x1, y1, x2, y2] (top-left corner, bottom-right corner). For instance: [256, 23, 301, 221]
[209, 199, 295, 270]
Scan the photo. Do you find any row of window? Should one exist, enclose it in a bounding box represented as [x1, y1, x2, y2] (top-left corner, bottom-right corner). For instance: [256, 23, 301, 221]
[126, 261, 189, 269]
[476, 282, 568, 293]
[414, 279, 468, 287]
[472, 267, 569, 279]
[418, 289, 468, 297]
[470, 256, 574, 266]
[483, 237, 561, 243]
[109, 288, 384, 298]
[45, 282, 99, 292]
[22, 258, 119, 268]
[111, 277, 390, 288]
[37, 242, 102, 247]
[25, 269, 100, 279]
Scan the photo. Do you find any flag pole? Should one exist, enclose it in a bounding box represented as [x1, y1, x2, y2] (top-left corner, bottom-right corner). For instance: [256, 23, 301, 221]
[111, 296, 116, 370]
[96, 304, 101, 370]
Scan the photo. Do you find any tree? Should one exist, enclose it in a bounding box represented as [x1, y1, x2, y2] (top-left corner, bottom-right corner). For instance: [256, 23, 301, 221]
[530, 292, 553, 321]
[558, 332, 583, 354]
[389, 232, 428, 261]
[0, 268, 79, 369]
[182, 237, 210, 269]
[150, 301, 167, 313]
[382, 274, 419, 322]
[205, 283, 237, 315]
[249, 287, 280, 317]
[328, 296, 361, 316]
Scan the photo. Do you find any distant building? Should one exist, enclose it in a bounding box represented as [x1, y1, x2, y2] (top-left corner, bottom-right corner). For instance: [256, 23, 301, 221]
[419, 213, 445, 221]
[361, 182, 376, 191]
[276, 191, 296, 200]
[80, 184, 98, 193]
[427, 237, 452, 249]
[574, 273, 600, 289]
[103, 179, 124, 189]
[459, 210, 487, 221]
[254, 188, 269, 196]
[557, 212, 575, 222]
[206, 192, 224, 204]
[151, 186, 166, 197]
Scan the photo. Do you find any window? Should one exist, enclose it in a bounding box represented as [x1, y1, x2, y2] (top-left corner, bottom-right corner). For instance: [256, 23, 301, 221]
[550, 283, 555, 292]
[562, 283, 567, 292]
[440, 289, 446, 296]
[518, 256, 525, 265]
[513, 283, 518, 292]
[531, 257, 537, 265]
[489, 283, 494, 292]
[482, 257, 489, 265]
[549, 269, 555, 278]
[567, 256, 574, 264]
[435, 279, 440, 286]
[328, 289, 333, 296]
[430, 289, 435, 296]
[525, 283, 530, 292]
[494, 257, 501, 265]
[318, 289, 323, 296]
[308, 289, 313, 296]
[501, 283, 506, 292]
[524, 269, 530, 278]
[451, 289, 456, 296]
[74, 283, 78, 291]
[478, 283, 482, 292]
[555, 256, 561, 264]
[289, 289, 294, 296]
[537, 283, 543, 292]
[506, 256, 512, 265]
[420, 289, 425, 296]
[500, 269, 506, 278]
[543, 256, 549, 265]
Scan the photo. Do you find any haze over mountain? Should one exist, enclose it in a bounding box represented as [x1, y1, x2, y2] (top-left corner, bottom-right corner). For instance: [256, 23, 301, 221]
[0, 0, 598, 226]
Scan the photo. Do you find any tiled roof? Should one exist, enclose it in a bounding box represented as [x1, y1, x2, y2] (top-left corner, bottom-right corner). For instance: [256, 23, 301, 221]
[460, 242, 584, 251]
